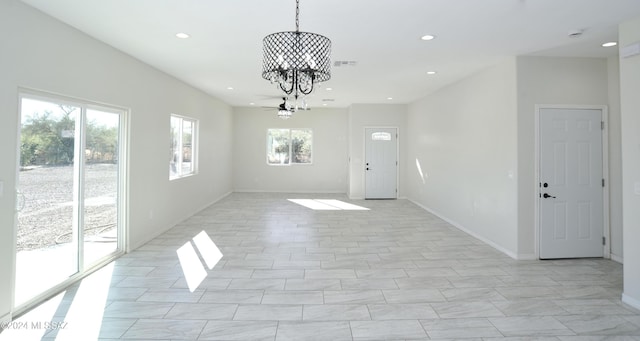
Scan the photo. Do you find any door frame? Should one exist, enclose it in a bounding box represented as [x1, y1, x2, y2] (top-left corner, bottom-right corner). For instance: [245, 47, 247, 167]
[12, 87, 130, 315]
[534, 104, 610, 260]
[363, 126, 399, 199]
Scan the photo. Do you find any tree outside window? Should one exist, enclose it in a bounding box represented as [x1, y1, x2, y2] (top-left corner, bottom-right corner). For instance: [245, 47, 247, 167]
[267, 129, 312, 165]
[170, 115, 197, 179]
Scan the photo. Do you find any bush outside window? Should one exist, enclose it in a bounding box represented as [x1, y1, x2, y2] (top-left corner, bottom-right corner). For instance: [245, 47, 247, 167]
[267, 129, 312, 165]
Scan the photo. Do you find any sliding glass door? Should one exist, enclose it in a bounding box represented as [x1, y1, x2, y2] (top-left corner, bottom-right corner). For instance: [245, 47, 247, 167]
[83, 108, 121, 266]
[15, 94, 125, 308]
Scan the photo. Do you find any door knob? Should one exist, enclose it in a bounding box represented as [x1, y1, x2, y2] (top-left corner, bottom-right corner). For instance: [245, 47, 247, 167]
[543, 193, 556, 198]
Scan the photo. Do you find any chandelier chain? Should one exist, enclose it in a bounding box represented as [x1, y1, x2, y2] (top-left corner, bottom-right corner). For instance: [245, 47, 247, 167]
[295, 0, 300, 32]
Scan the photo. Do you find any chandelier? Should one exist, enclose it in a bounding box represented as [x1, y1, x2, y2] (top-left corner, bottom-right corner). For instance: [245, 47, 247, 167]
[277, 100, 293, 120]
[262, 0, 331, 115]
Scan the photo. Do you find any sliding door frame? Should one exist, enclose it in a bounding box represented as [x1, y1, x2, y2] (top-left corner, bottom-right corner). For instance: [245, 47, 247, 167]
[13, 88, 129, 316]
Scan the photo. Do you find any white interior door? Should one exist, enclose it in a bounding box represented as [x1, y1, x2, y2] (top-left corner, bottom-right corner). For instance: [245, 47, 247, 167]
[539, 108, 604, 259]
[365, 128, 397, 199]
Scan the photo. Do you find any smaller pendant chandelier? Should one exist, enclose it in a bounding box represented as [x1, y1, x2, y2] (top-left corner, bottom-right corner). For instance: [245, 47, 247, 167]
[262, 0, 331, 116]
[277, 100, 293, 120]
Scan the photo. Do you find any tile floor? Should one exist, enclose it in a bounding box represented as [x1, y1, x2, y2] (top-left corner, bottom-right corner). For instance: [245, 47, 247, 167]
[2, 192, 639, 340]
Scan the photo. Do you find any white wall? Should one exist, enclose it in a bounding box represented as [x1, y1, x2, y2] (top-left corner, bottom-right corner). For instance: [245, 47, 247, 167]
[619, 16, 640, 310]
[0, 0, 233, 321]
[232, 107, 348, 193]
[348, 104, 407, 199]
[406, 59, 519, 257]
[607, 57, 624, 262]
[516, 56, 611, 258]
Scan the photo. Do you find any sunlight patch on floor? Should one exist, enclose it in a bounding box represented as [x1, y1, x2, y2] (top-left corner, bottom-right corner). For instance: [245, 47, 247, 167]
[288, 199, 370, 211]
[177, 230, 223, 292]
[54, 263, 113, 340]
[177, 241, 207, 292]
[0, 264, 115, 341]
[192, 231, 223, 270]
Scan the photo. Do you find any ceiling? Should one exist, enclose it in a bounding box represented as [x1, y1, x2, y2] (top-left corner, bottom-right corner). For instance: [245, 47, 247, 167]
[20, 0, 640, 109]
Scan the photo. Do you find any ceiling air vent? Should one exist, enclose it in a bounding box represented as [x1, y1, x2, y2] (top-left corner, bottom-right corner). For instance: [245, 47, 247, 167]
[333, 61, 357, 67]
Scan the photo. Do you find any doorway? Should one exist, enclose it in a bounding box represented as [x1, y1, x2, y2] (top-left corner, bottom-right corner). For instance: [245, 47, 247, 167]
[537, 107, 607, 259]
[15, 92, 126, 309]
[364, 127, 398, 199]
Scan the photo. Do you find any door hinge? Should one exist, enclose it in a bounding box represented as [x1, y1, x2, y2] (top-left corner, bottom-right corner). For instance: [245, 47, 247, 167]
[602, 178, 605, 187]
[601, 121, 605, 130]
[602, 236, 606, 246]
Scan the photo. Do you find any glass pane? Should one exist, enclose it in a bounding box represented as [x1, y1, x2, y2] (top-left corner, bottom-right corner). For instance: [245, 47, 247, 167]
[16, 98, 79, 306]
[291, 129, 312, 164]
[170, 116, 180, 178]
[372, 132, 391, 141]
[182, 119, 193, 175]
[84, 109, 120, 266]
[267, 129, 290, 165]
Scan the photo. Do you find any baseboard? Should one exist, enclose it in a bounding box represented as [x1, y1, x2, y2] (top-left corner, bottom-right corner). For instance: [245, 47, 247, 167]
[197, 191, 232, 213]
[408, 199, 519, 260]
[516, 253, 537, 260]
[129, 223, 172, 252]
[129, 191, 233, 252]
[0, 312, 11, 326]
[233, 189, 347, 194]
[622, 293, 640, 312]
[611, 253, 623, 264]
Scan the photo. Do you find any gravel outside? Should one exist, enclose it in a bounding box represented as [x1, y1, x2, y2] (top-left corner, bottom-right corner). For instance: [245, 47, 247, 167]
[17, 164, 118, 251]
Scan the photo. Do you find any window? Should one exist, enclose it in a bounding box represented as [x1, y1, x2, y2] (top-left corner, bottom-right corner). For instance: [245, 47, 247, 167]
[267, 128, 312, 165]
[170, 114, 197, 179]
[371, 131, 392, 141]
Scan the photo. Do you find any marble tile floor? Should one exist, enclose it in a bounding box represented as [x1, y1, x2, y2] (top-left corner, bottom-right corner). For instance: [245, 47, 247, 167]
[2, 192, 639, 340]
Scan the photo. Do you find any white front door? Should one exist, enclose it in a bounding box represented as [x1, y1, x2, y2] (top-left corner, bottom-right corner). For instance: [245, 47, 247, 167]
[365, 127, 397, 199]
[539, 108, 604, 259]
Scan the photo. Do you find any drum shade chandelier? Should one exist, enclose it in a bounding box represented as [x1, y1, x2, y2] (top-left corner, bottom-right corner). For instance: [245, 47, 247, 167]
[262, 0, 331, 114]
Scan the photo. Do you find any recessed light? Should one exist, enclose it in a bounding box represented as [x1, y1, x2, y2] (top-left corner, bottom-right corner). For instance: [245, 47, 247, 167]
[326, 87, 333, 91]
[421, 35, 435, 41]
[249, 102, 255, 106]
[226, 87, 234, 90]
[176, 33, 190, 39]
[323, 103, 328, 106]
[427, 71, 437, 75]
[387, 97, 393, 100]
[602, 41, 617, 47]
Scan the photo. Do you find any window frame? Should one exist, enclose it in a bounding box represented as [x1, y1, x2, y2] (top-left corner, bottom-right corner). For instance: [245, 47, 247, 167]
[266, 128, 313, 166]
[170, 114, 198, 179]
